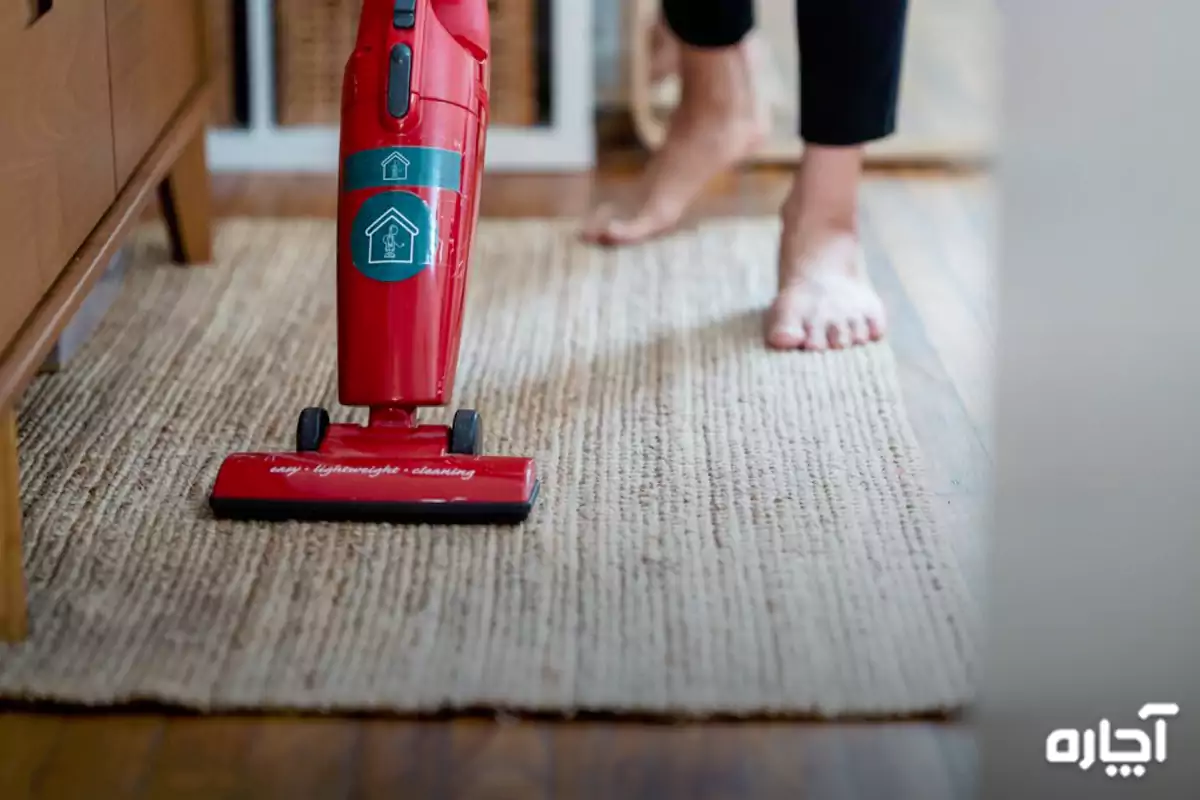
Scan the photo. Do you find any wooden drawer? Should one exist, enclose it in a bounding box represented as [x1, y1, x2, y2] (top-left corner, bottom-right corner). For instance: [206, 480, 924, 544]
[106, 0, 203, 187]
[0, 0, 117, 355]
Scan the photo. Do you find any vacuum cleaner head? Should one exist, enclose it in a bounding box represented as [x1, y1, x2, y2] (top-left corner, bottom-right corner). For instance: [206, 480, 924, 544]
[209, 408, 539, 524]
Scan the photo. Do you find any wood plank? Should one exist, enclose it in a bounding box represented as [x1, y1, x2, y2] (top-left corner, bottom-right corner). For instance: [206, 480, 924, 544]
[863, 178, 995, 446]
[0, 407, 26, 641]
[33, 716, 164, 800]
[0, 712, 971, 799]
[443, 720, 553, 799]
[550, 724, 765, 798]
[858, 182, 993, 586]
[353, 720, 450, 798]
[234, 718, 359, 800]
[0, 714, 61, 800]
[138, 717, 258, 800]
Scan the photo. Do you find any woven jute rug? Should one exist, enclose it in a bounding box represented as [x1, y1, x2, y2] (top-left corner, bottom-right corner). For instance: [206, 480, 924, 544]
[0, 218, 975, 717]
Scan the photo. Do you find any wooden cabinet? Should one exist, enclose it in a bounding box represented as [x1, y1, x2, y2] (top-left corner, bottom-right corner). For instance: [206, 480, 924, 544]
[106, 0, 204, 186]
[0, 0, 213, 641]
[0, 0, 118, 355]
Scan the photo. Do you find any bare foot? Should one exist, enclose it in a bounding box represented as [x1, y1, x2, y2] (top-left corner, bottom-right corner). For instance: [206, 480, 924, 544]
[764, 147, 887, 350]
[766, 227, 887, 351]
[580, 42, 767, 247]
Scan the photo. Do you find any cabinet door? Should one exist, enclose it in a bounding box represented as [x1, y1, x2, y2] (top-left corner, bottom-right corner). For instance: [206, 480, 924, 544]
[0, 0, 117, 355]
[106, 0, 203, 187]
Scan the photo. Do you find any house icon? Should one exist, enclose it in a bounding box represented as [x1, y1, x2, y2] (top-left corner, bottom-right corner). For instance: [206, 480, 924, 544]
[381, 151, 410, 182]
[364, 209, 419, 265]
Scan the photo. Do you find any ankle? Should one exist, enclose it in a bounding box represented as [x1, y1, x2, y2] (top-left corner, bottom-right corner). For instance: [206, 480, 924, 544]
[777, 203, 861, 289]
[780, 193, 858, 241]
[676, 41, 757, 117]
[781, 146, 863, 227]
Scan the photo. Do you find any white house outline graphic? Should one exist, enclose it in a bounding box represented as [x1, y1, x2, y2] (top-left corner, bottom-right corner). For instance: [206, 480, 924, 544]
[364, 209, 420, 265]
[381, 152, 410, 181]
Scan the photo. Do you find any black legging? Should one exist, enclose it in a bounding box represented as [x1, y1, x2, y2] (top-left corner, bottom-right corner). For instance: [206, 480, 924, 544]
[661, 0, 909, 146]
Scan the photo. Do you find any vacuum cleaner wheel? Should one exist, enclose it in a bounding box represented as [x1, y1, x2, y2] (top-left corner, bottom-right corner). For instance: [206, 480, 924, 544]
[296, 407, 331, 452]
[448, 409, 483, 455]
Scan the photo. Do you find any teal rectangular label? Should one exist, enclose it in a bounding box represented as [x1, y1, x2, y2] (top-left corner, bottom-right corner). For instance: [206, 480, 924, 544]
[343, 146, 463, 193]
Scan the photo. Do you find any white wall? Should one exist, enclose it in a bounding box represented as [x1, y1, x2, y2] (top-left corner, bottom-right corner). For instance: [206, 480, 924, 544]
[979, 0, 1200, 797]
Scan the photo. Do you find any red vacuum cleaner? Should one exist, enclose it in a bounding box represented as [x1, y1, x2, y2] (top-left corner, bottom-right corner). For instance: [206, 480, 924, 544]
[209, 0, 539, 524]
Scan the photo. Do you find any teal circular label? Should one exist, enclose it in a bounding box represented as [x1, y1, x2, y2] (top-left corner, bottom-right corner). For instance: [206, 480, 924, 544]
[349, 190, 437, 282]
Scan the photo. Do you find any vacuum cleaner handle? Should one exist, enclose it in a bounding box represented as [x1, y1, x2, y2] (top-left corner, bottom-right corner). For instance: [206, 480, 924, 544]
[355, 0, 489, 60]
[354, 0, 490, 123]
[428, 0, 490, 62]
[336, 0, 491, 409]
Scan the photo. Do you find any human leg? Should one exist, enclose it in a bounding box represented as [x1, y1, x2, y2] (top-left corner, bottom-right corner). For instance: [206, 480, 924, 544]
[766, 0, 908, 350]
[580, 0, 766, 246]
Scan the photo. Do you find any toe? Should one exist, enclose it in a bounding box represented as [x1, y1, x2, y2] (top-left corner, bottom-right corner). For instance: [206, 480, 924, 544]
[765, 309, 807, 349]
[848, 317, 868, 345]
[578, 204, 614, 243]
[804, 316, 830, 351]
[865, 310, 887, 341]
[766, 322, 806, 350]
[765, 290, 810, 349]
[828, 319, 851, 350]
[602, 210, 677, 246]
[863, 293, 887, 340]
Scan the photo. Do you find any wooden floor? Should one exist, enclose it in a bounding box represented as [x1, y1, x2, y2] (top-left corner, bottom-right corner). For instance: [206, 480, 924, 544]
[0, 159, 989, 800]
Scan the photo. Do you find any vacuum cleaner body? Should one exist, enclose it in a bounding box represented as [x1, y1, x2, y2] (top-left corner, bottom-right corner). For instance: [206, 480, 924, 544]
[209, 0, 539, 524]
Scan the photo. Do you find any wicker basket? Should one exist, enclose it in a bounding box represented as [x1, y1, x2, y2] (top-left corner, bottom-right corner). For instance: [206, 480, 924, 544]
[274, 0, 539, 127]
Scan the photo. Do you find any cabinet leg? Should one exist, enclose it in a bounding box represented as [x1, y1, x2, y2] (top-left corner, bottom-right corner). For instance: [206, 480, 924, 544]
[0, 408, 27, 642]
[159, 126, 214, 265]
